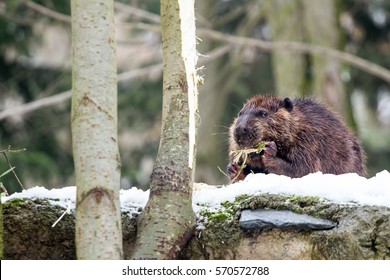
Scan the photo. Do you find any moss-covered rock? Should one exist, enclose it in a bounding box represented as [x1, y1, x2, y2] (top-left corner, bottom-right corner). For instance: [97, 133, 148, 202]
[2, 188, 390, 260]
[186, 191, 390, 260]
[3, 198, 138, 259]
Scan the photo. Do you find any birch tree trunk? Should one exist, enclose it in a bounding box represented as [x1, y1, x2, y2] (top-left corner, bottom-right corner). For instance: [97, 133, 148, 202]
[71, 0, 123, 259]
[131, 0, 198, 260]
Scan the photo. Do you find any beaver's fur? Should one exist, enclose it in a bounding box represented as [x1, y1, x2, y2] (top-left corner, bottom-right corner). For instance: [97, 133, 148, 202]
[228, 95, 366, 182]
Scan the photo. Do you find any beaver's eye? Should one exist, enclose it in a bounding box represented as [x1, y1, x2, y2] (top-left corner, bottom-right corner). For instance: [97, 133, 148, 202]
[238, 110, 244, 117]
[256, 109, 268, 118]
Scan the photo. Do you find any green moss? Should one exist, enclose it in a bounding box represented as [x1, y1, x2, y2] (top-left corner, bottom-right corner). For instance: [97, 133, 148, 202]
[220, 201, 234, 208]
[4, 198, 27, 207]
[234, 194, 250, 201]
[210, 212, 229, 221]
[287, 195, 322, 206]
[288, 196, 300, 203]
[199, 209, 232, 223]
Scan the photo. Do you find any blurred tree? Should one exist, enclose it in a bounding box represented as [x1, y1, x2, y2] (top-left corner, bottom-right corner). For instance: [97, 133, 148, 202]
[131, 0, 198, 259]
[267, 0, 347, 120]
[71, 0, 123, 259]
[195, 0, 266, 184]
[302, 0, 347, 118]
[267, 0, 306, 97]
[342, 0, 390, 174]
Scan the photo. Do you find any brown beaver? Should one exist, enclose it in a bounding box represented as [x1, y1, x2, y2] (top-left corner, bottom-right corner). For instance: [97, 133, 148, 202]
[227, 95, 366, 182]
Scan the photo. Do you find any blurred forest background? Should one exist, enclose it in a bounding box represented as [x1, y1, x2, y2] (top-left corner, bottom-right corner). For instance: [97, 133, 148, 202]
[1, 0, 389, 194]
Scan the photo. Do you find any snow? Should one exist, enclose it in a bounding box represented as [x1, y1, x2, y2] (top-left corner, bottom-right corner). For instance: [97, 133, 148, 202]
[2, 171, 390, 216]
[194, 171, 390, 208]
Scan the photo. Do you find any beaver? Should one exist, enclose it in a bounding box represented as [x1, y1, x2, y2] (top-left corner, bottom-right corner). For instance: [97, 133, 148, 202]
[227, 95, 366, 182]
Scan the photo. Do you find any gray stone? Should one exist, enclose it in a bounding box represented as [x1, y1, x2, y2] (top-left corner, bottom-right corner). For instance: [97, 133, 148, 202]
[239, 209, 337, 230]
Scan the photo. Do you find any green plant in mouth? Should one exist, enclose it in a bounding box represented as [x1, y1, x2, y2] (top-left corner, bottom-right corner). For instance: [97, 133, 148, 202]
[229, 141, 266, 181]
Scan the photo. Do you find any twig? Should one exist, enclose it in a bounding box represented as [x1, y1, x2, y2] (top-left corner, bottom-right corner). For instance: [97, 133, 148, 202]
[0, 146, 27, 154]
[1, 146, 26, 190]
[0, 182, 9, 196]
[52, 200, 72, 227]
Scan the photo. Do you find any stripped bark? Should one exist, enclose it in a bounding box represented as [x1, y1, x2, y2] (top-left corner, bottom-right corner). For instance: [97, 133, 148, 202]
[130, 0, 198, 260]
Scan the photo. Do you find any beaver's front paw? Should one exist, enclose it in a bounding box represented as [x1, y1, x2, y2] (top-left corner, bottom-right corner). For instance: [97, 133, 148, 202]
[262, 141, 277, 169]
[227, 162, 246, 182]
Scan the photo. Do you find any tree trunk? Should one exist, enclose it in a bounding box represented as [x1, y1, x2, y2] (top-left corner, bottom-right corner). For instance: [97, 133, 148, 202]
[302, 0, 347, 117]
[71, 0, 123, 259]
[267, 0, 306, 97]
[130, 0, 198, 260]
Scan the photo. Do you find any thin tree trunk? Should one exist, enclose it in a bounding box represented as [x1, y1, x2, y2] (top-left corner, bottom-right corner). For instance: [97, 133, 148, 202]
[71, 0, 123, 259]
[267, 0, 306, 96]
[131, 0, 198, 260]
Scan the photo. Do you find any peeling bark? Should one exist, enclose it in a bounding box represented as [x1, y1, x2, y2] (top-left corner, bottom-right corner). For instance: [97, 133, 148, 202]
[130, 0, 198, 260]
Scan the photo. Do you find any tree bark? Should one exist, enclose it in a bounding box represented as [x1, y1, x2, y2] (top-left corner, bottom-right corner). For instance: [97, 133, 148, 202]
[130, 0, 198, 260]
[71, 0, 123, 259]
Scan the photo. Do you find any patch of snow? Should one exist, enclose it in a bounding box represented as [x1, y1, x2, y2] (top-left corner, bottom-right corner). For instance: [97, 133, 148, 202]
[1, 186, 151, 217]
[2, 171, 390, 214]
[1, 186, 77, 209]
[195, 171, 390, 208]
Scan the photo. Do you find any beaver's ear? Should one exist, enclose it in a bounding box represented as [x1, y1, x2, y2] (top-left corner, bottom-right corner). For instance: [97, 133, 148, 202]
[283, 98, 293, 112]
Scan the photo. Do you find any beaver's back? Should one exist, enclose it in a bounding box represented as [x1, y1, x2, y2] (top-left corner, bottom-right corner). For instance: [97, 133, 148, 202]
[291, 98, 366, 176]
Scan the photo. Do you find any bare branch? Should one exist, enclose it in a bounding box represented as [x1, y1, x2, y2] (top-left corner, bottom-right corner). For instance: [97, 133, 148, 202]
[0, 43, 233, 121]
[117, 63, 162, 81]
[0, 63, 161, 121]
[0, 90, 71, 121]
[25, 1, 70, 23]
[198, 44, 233, 65]
[198, 29, 390, 84]
[4, 0, 388, 125]
[116, 22, 160, 32]
[21, 1, 390, 83]
[114, 2, 160, 24]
